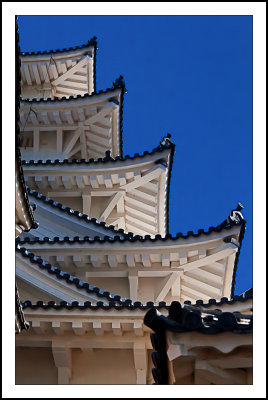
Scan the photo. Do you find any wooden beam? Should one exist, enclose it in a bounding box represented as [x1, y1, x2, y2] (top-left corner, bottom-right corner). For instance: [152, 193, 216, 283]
[185, 268, 223, 288]
[62, 176, 73, 189]
[48, 176, 58, 190]
[133, 321, 144, 337]
[52, 342, 72, 384]
[90, 255, 101, 268]
[72, 255, 83, 268]
[118, 174, 126, 186]
[52, 111, 62, 125]
[41, 62, 50, 83]
[82, 194, 91, 216]
[86, 132, 112, 151]
[93, 321, 103, 336]
[63, 127, 82, 156]
[133, 342, 147, 385]
[68, 143, 82, 158]
[65, 110, 74, 124]
[31, 320, 44, 334]
[61, 80, 88, 90]
[84, 103, 118, 125]
[52, 321, 64, 335]
[125, 205, 156, 224]
[79, 128, 87, 159]
[128, 271, 138, 301]
[171, 273, 181, 298]
[89, 175, 99, 189]
[40, 111, 50, 125]
[181, 285, 211, 301]
[104, 175, 113, 189]
[126, 215, 156, 233]
[179, 250, 187, 265]
[56, 86, 86, 96]
[88, 124, 111, 137]
[51, 56, 91, 86]
[126, 222, 155, 237]
[50, 61, 59, 80]
[112, 322, 122, 336]
[107, 255, 117, 268]
[23, 63, 32, 85]
[201, 262, 225, 276]
[72, 321, 86, 336]
[182, 275, 221, 298]
[125, 195, 156, 213]
[126, 254, 136, 268]
[121, 165, 166, 192]
[99, 192, 123, 221]
[128, 188, 157, 203]
[180, 244, 238, 273]
[31, 63, 41, 85]
[141, 254, 151, 268]
[155, 273, 179, 302]
[33, 128, 40, 152]
[29, 111, 39, 125]
[162, 253, 170, 267]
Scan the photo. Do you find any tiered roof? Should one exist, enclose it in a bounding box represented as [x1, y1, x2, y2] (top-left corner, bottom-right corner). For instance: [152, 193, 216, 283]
[17, 207, 245, 304]
[21, 139, 174, 236]
[19, 80, 126, 160]
[16, 33, 252, 385]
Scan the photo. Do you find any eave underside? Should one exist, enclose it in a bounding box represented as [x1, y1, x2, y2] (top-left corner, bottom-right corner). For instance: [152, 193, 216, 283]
[20, 44, 96, 100]
[22, 148, 172, 236]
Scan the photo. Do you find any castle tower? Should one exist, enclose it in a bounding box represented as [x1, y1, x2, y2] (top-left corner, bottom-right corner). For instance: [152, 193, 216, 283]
[16, 35, 252, 385]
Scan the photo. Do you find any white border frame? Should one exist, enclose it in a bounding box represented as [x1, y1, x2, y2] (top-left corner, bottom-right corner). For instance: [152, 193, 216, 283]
[2, 2, 266, 398]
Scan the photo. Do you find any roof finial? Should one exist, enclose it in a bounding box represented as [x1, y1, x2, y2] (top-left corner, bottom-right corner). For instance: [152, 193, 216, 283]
[229, 203, 244, 223]
[104, 150, 113, 160]
[113, 75, 126, 92]
[159, 133, 173, 147]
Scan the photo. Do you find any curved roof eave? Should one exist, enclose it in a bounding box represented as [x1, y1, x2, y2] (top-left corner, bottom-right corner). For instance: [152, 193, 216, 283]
[21, 291, 252, 312]
[21, 139, 174, 167]
[20, 83, 125, 104]
[17, 214, 245, 246]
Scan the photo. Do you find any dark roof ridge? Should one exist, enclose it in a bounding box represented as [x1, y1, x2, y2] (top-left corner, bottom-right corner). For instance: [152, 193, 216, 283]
[26, 187, 130, 238]
[21, 294, 253, 311]
[17, 244, 252, 310]
[20, 37, 97, 56]
[20, 83, 126, 103]
[16, 244, 126, 304]
[21, 139, 174, 166]
[143, 302, 252, 334]
[144, 302, 252, 384]
[16, 210, 245, 246]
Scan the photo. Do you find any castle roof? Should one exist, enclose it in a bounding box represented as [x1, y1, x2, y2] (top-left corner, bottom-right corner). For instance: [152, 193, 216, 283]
[20, 37, 98, 100]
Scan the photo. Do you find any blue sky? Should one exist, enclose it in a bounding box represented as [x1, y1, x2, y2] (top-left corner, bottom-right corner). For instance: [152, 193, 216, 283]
[18, 15, 253, 294]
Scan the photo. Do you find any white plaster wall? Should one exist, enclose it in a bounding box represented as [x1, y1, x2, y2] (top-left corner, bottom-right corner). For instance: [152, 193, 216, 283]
[52, 197, 83, 213]
[86, 277, 130, 299]
[70, 348, 137, 384]
[21, 86, 52, 100]
[16, 347, 58, 384]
